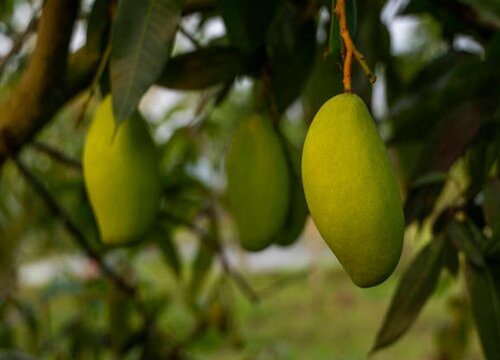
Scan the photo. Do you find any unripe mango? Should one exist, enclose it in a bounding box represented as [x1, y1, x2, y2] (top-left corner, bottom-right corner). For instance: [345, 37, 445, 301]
[83, 96, 161, 244]
[226, 114, 290, 251]
[302, 93, 404, 287]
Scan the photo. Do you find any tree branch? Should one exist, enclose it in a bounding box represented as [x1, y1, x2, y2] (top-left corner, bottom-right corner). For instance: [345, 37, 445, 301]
[13, 156, 136, 296]
[31, 141, 82, 170]
[0, 0, 80, 167]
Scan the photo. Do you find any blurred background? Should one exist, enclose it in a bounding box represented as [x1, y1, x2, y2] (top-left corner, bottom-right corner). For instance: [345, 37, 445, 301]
[0, 0, 499, 358]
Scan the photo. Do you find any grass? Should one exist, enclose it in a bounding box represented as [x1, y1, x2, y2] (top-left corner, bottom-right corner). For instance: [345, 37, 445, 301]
[184, 267, 483, 360]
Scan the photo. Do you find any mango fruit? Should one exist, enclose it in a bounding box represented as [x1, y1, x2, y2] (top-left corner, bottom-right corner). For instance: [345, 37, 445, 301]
[302, 93, 404, 287]
[226, 113, 290, 251]
[273, 174, 308, 246]
[83, 96, 161, 244]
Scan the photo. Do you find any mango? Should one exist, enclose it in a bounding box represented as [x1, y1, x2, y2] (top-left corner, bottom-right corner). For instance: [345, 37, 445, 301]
[83, 96, 161, 244]
[226, 113, 290, 251]
[302, 93, 404, 287]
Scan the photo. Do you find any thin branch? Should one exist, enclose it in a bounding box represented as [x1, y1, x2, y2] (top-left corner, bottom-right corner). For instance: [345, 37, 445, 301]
[0, 12, 39, 77]
[13, 156, 136, 296]
[0, 0, 80, 166]
[74, 44, 112, 127]
[161, 209, 260, 304]
[179, 25, 201, 49]
[207, 207, 260, 304]
[31, 141, 82, 170]
[334, 0, 376, 92]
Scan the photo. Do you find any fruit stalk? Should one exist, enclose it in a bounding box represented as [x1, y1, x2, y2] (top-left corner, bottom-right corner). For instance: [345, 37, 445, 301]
[333, 0, 376, 92]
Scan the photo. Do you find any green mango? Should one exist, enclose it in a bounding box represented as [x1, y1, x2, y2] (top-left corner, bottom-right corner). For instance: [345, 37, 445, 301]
[273, 174, 308, 246]
[302, 93, 404, 287]
[227, 113, 290, 251]
[83, 96, 161, 244]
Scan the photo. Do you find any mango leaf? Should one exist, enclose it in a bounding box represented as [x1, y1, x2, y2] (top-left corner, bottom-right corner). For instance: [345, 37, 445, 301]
[273, 173, 308, 247]
[189, 238, 215, 298]
[445, 219, 485, 267]
[157, 46, 251, 90]
[219, 0, 277, 53]
[326, 0, 341, 58]
[346, 0, 358, 39]
[111, 0, 182, 123]
[465, 261, 500, 360]
[466, 122, 500, 194]
[157, 228, 182, 279]
[107, 283, 132, 353]
[483, 179, 500, 229]
[86, 0, 111, 52]
[371, 236, 446, 353]
[266, 1, 316, 114]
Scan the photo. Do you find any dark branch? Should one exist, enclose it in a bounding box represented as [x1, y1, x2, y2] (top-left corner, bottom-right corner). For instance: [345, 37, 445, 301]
[0, 0, 80, 166]
[0, 13, 39, 76]
[31, 141, 82, 170]
[13, 156, 136, 296]
[161, 209, 260, 304]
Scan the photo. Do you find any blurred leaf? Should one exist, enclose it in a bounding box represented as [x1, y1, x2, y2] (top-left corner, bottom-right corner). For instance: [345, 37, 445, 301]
[346, 0, 358, 39]
[273, 171, 308, 247]
[403, 0, 496, 40]
[465, 261, 500, 360]
[0, 322, 14, 348]
[160, 127, 199, 175]
[86, 0, 111, 52]
[483, 179, 500, 233]
[189, 238, 215, 298]
[445, 219, 485, 267]
[0, 351, 37, 360]
[111, 0, 182, 123]
[326, 0, 341, 58]
[466, 121, 500, 193]
[219, 0, 277, 53]
[372, 236, 446, 352]
[443, 237, 460, 277]
[302, 49, 343, 121]
[108, 283, 133, 353]
[157, 226, 182, 278]
[267, 2, 316, 113]
[157, 46, 252, 90]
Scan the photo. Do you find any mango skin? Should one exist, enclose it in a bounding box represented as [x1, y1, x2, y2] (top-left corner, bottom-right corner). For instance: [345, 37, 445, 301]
[83, 96, 161, 245]
[227, 114, 290, 251]
[302, 93, 404, 287]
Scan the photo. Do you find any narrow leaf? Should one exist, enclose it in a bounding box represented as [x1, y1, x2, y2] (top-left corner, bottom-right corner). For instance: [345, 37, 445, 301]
[483, 179, 500, 234]
[189, 240, 215, 298]
[156, 46, 250, 90]
[445, 219, 485, 267]
[158, 234, 182, 278]
[465, 261, 500, 360]
[372, 236, 446, 353]
[111, 0, 182, 123]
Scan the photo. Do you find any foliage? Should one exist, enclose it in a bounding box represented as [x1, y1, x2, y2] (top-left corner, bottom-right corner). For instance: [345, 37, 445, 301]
[0, 0, 499, 359]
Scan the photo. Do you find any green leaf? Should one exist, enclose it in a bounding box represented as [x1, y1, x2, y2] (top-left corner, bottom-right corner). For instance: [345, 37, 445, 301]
[157, 230, 182, 278]
[107, 283, 132, 352]
[86, 0, 111, 52]
[445, 219, 485, 267]
[273, 173, 308, 247]
[219, 0, 277, 53]
[189, 239, 215, 298]
[326, 0, 341, 58]
[111, 0, 182, 123]
[346, 0, 358, 39]
[156, 46, 251, 90]
[465, 261, 500, 360]
[372, 236, 446, 353]
[483, 179, 500, 232]
[266, 2, 317, 113]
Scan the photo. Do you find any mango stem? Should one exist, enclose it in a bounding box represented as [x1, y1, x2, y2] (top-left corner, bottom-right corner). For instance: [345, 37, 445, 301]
[334, 0, 376, 92]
